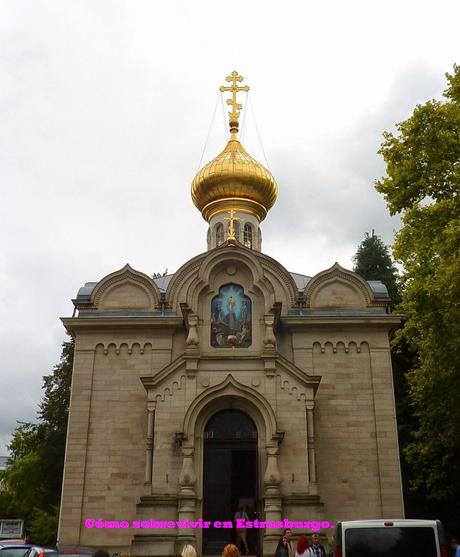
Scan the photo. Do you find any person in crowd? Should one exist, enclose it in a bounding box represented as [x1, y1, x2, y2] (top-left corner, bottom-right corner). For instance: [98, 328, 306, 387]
[310, 534, 326, 557]
[275, 535, 290, 557]
[295, 535, 313, 557]
[234, 505, 249, 555]
[181, 545, 197, 557]
[222, 544, 240, 557]
[451, 538, 460, 557]
[283, 528, 293, 557]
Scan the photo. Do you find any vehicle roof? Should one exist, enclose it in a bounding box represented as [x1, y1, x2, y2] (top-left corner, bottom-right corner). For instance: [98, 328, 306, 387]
[0, 546, 33, 549]
[54, 551, 93, 553]
[339, 519, 439, 526]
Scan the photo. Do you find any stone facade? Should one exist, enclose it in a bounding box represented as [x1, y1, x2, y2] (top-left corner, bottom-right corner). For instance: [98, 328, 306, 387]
[58, 249, 404, 556]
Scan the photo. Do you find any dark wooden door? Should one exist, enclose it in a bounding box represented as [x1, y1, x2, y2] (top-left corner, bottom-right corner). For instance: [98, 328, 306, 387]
[202, 410, 259, 556]
[203, 446, 233, 553]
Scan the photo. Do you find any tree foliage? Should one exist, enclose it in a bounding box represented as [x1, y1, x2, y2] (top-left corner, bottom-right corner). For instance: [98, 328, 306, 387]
[375, 65, 460, 532]
[28, 506, 60, 547]
[352, 230, 401, 305]
[0, 338, 74, 544]
[352, 231, 431, 522]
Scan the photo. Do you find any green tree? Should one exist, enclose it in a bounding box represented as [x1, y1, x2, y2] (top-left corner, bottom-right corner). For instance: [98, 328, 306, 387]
[375, 64, 460, 533]
[352, 230, 401, 305]
[0, 338, 74, 544]
[38, 339, 74, 507]
[29, 506, 60, 546]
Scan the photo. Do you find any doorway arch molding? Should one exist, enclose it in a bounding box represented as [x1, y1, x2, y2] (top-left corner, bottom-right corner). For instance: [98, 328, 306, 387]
[177, 374, 284, 556]
[182, 374, 279, 447]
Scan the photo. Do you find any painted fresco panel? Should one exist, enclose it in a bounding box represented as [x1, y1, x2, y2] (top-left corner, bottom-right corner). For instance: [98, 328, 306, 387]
[211, 284, 252, 348]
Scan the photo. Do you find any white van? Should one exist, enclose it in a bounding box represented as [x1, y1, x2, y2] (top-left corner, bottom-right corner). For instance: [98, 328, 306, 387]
[333, 519, 447, 557]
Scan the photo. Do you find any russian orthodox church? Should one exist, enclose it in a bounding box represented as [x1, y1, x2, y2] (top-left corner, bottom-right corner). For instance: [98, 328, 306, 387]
[58, 72, 404, 556]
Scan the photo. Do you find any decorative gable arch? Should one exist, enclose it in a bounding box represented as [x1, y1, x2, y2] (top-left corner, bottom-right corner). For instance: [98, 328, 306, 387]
[91, 263, 161, 311]
[166, 246, 298, 315]
[304, 262, 374, 309]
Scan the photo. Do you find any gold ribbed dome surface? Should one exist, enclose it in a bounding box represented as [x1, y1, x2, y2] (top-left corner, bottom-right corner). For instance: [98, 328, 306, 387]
[191, 138, 278, 222]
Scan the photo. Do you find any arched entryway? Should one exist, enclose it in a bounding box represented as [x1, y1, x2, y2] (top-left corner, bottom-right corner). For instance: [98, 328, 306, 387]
[202, 409, 259, 556]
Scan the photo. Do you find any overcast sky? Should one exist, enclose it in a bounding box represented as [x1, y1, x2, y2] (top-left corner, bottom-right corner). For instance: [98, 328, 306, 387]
[1, 0, 458, 452]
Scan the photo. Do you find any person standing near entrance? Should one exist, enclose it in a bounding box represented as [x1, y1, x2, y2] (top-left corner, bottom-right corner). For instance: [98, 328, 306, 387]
[222, 544, 241, 557]
[234, 505, 249, 555]
[181, 545, 196, 557]
[295, 536, 313, 557]
[310, 534, 326, 557]
[283, 528, 293, 557]
[275, 536, 290, 557]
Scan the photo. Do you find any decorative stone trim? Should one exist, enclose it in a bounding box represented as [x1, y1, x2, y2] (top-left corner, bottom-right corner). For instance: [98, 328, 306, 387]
[167, 257, 205, 310]
[260, 259, 298, 308]
[95, 341, 155, 355]
[152, 375, 186, 403]
[276, 375, 310, 402]
[312, 340, 370, 354]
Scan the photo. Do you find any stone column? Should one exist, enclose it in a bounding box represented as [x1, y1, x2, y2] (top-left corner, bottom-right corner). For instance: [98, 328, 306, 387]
[263, 314, 276, 350]
[263, 444, 282, 554]
[144, 402, 155, 487]
[176, 445, 197, 551]
[186, 314, 199, 347]
[306, 401, 318, 495]
[178, 446, 197, 495]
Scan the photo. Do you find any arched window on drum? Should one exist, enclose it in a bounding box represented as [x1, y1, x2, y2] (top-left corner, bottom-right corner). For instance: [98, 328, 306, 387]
[233, 220, 240, 242]
[216, 223, 224, 246]
[243, 223, 253, 248]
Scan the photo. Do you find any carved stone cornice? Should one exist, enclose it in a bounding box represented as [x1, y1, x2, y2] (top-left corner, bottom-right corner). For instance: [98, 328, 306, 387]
[61, 316, 184, 336]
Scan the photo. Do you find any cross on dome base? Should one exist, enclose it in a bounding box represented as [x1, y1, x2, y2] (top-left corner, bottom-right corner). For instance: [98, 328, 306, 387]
[206, 210, 262, 252]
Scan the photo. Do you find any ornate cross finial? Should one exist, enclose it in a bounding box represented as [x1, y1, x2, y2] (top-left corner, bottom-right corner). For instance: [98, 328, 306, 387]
[224, 208, 240, 242]
[220, 71, 250, 139]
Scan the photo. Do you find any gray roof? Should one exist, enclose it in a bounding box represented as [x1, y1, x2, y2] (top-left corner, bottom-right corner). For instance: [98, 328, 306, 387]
[153, 273, 174, 292]
[0, 456, 9, 470]
[367, 280, 389, 298]
[290, 272, 312, 290]
[75, 271, 388, 299]
[76, 282, 98, 299]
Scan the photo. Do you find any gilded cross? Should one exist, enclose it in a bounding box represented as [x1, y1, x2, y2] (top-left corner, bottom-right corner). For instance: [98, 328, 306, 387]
[220, 71, 250, 138]
[224, 209, 240, 241]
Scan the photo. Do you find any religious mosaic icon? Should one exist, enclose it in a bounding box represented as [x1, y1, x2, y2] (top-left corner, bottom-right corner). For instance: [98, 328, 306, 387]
[211, 284, 252, 348]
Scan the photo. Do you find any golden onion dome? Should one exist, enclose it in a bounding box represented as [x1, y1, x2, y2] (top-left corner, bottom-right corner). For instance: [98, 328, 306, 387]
[192, 71, 278, 223]
[191, 138, 278, 222]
